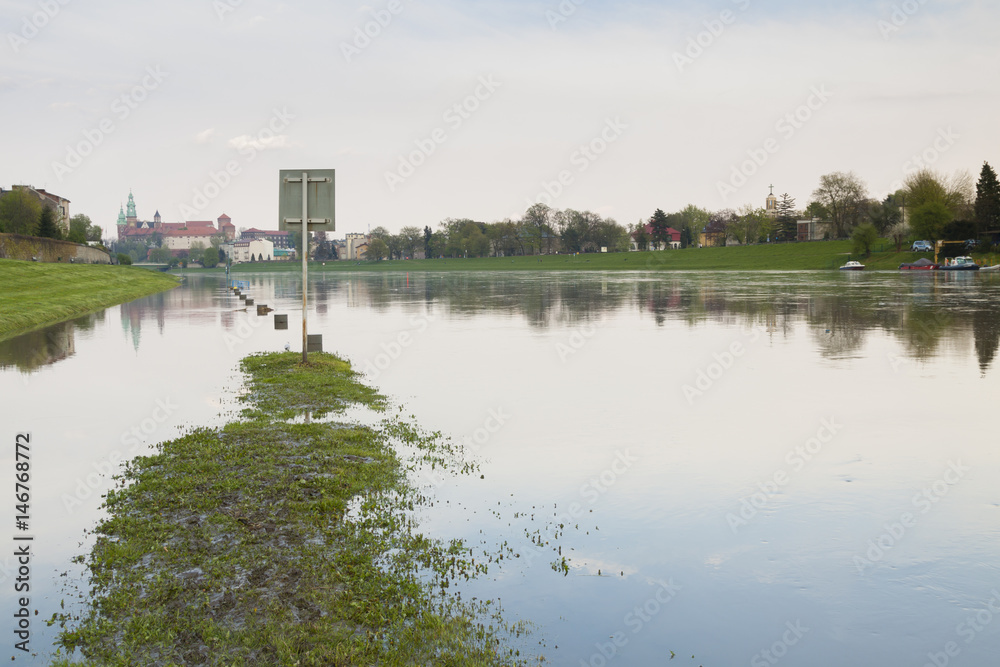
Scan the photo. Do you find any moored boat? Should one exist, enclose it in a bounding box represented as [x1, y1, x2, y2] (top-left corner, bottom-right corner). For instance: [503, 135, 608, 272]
[899, 258, 938, 270]
[980, 264, 999, 272]
[839, 260, 864, 271]
[939, 256, 979, 271]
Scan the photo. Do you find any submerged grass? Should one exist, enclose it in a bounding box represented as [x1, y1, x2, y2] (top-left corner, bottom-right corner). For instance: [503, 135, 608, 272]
[0, 259, 180, 341]
[55, 352, 532, 666]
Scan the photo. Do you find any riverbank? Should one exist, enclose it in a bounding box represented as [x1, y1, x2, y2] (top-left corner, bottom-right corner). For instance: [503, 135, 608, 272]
[221, 240, 998, 273]
[0, 259, 180, 341]
[54, 352, 530, 666]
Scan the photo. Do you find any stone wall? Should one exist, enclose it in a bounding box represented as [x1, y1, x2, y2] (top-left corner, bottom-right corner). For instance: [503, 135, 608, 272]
[0, 233, 112, 264]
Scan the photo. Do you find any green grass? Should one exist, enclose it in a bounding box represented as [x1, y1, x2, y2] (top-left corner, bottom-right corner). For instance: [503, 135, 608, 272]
[222, 240, 999, 274]
[0, 259, 180, 341]
[53, 352, 532, 666]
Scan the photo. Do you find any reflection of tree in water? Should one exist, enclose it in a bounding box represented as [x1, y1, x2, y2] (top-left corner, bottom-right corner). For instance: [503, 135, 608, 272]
[0, 318, 80, 372]
[973, 308, 1000, 374]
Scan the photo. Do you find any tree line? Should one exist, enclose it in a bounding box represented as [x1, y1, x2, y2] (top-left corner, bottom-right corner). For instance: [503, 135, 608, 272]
[0, 189, 101, 244]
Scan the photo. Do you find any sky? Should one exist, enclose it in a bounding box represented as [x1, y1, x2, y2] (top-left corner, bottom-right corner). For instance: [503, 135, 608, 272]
[2, 0, 998, 237]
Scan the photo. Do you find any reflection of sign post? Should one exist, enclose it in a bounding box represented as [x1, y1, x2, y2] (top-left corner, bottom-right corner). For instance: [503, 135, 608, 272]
[279, 169, 335, 363]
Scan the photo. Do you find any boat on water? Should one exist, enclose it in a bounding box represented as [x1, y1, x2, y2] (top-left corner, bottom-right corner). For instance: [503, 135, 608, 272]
[980, 264, 1000, 272]
[939, 256, 980, 271]
[899, 258, 939, 270]
[839, 260, 865, 271]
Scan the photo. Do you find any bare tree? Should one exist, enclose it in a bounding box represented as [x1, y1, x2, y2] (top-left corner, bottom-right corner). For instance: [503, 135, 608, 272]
[811, 171, 869, 238]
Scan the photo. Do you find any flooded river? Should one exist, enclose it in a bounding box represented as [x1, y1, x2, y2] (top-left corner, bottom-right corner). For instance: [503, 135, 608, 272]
[2, 270, 999, 665]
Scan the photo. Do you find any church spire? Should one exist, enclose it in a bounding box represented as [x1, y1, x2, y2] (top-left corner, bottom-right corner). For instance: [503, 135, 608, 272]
[126, 190, 137, 219]
[117, 204, 126, 226]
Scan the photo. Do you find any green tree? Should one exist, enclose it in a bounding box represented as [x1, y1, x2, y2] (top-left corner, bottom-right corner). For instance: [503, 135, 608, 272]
[148, 247, 172, 263]
[631, 221, 650, 251]
[811, 171, 869, 238]
[904, 169, 973, 221]
[775, 194, 797, 241]
[909, 201, 953, 242]
[868, 195, 902, 235]
[366, 237, 388, 260]
[677, 204, 710, 248]
[975, 162, 1000, 233]
[0, 189, 41, 235]
[804, 201, 829, 220]
[201, 245, 219, 268]
[116, 253, 132, 265]
[399, 226, 423, 258]
[68, 214, 95, 244]
[648, 209, 670, 250]
[423, 226, 433, 258]
[851, 222, 878, 257]
[37, 206, 61, 239]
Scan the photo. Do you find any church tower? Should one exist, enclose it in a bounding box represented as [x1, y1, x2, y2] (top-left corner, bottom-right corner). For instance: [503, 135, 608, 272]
[765, 185, 778, 219]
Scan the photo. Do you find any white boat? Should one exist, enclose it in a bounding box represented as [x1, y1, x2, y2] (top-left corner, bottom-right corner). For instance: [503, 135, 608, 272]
[839, 260, 865, 271]
[980, 264, 1000, 272]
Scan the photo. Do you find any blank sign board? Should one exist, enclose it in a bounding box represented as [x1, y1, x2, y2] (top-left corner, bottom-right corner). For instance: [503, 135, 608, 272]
[278, 169, 335, 231]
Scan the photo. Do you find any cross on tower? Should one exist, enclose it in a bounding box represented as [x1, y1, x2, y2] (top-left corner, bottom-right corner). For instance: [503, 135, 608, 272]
[769, 184, 774, 196]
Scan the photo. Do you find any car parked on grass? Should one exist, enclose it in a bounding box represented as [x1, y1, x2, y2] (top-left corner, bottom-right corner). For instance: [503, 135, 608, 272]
[912, 240, 933, 252]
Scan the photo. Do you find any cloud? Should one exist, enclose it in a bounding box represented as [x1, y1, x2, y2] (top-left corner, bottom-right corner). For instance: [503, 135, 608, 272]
[226, 134, 291, 151]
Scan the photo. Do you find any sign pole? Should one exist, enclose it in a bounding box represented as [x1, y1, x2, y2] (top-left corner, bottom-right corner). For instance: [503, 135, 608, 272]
[301, 171, 308, 364]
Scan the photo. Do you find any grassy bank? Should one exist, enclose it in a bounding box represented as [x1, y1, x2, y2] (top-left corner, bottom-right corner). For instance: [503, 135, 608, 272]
[55, 352, 530, 666]
[224, 240, 999, 273]
[0, 259, 180, 341]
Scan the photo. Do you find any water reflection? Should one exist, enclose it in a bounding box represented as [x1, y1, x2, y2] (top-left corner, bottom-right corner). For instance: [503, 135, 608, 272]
[4, 272, 999, 376]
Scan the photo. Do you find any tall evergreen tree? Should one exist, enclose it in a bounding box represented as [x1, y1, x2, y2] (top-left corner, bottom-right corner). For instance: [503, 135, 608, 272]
[37, 206, 61, 239]
[649, 208, 670, 250]
[775, 193, 797, 241]
[974, 162, 1000, 234]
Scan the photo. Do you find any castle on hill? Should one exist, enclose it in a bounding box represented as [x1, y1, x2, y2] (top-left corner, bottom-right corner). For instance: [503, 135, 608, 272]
[116, 191, 235, 253]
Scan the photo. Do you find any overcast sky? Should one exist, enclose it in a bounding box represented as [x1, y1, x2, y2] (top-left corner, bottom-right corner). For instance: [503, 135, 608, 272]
[3, 0, 997, 237]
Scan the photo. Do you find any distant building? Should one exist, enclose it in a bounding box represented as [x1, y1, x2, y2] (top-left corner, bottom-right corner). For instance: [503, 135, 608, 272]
[241, 227, 293, 249]
[6, 185, 71, 233]
[765, 185, 778, 219]
[630, 224, 681, 251]
[796, 219, 831, 242]
[343, 232, 369, 259]
[115, 191, 234, 253]
[224, 238, 274, 263]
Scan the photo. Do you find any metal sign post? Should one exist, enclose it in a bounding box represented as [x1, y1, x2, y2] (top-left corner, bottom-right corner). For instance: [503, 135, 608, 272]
[279, 169, 335, 363]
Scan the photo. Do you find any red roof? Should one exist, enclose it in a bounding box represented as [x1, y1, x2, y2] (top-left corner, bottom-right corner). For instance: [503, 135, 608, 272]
[185, 220, 214, 227]
[632, 224, 681, 241]
[218, 213, 231, 220]
[164, 227, 218, 237]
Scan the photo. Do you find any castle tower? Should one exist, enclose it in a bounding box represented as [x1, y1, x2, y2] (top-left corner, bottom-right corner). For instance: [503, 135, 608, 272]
[154, 210, 161, 226]
[126, 190, 138, 227]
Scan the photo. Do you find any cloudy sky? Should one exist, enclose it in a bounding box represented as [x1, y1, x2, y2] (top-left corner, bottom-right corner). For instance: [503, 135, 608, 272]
[2, 0, 998, 237]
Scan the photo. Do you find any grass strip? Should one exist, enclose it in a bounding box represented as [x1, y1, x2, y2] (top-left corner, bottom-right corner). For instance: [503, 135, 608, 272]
[53, 352, 528, 666]
[0, 259, 180, 341]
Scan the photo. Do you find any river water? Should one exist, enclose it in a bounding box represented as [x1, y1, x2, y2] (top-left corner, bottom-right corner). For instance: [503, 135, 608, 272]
[2, 270, 999, 666]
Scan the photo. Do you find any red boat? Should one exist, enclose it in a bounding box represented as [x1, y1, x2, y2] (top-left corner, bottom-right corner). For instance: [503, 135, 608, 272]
[899, 258, 939, 270]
